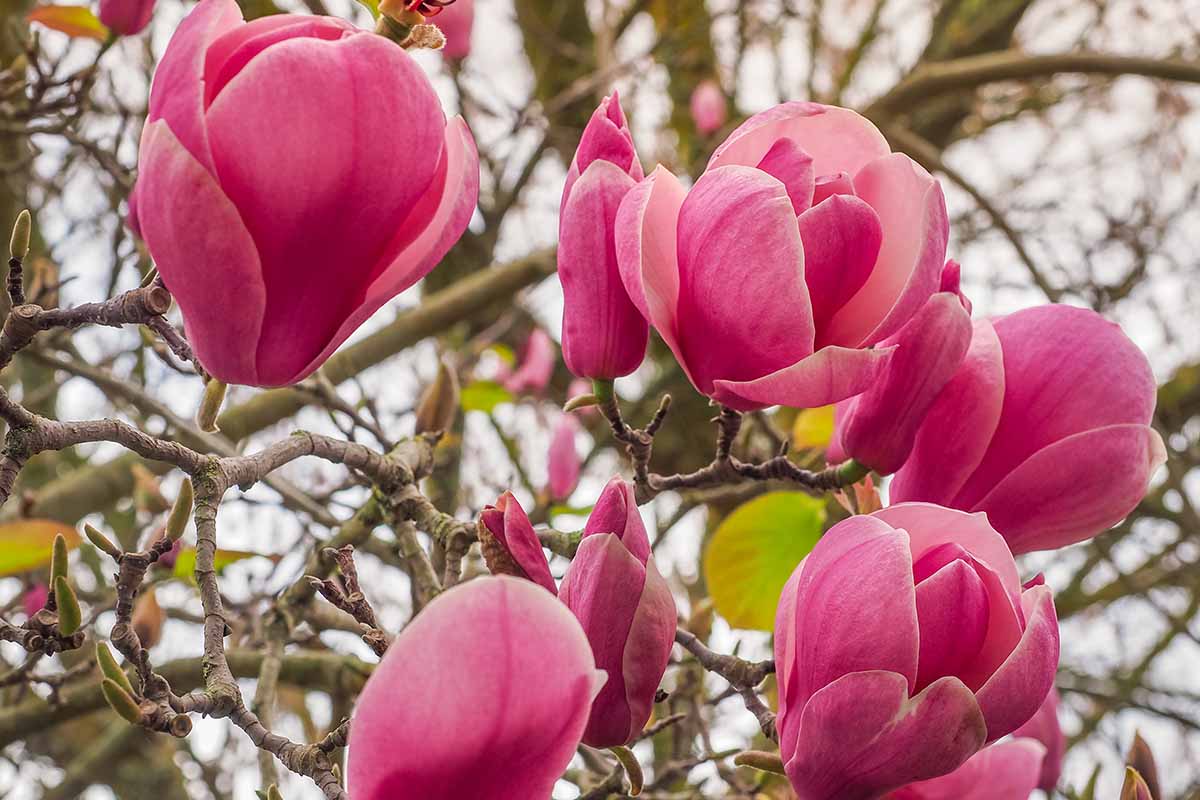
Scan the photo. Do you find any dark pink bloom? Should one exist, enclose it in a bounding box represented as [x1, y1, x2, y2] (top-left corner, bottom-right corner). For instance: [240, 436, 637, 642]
[775, 503, 1059, 799]
[130, 0, 478, 387]
[347, 577, 602, 799]
[891, 304, 1165, 554]
[1011, 687, 1064, 791]
[432, 0, 472, 59]
[478, 492, 557, 595]
[560, 478, 676, 747]
[22, 583, 48, 618]
[99, 0, 155, 35]
[828, 276, 973, 474]
[887, 739, 1047, 800]
[617, 102, 948, 411]
[559, 93, 648, 379]
[689, 79, 727, 135]
[547, 414, 582, 502]
[502, 329, 556, 394]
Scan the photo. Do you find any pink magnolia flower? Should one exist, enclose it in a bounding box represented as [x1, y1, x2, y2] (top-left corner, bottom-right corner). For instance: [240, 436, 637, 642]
[560, 478, 676, 747]
[828, 264, 973, 474]
[347, 576, 604, 800]
[891, 304, 1166, 554]
[689, 79, 728, 135]
[617, 102, 947, 411]
[99, 0, 155, 35]
[478, 492, 557, 594]
[130, 0, 478, 387]
[432, 0, 472, 59]
[1011, 687, 1064, 792]
[774, 503, 1059, 799]
[559, 92, 648, 379]
[22, 583, 48, 618]
[547, 414, 582, 502]
[502, 329, 556, 394]
[887, 739, 1047, 800]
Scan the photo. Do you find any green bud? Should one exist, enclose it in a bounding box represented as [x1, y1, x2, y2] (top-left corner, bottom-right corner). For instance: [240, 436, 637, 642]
[267, 786, 284, 800]
[563, 392, 599, 412]
[733, 750, 786, 775]
[1121, 767, 1152, 800]
[609, 746, 643, 796]
[101, 678, 142, 725]
[84, 523, 123, 560]
[9, 209, 30, 261]
[166, 479, 193, 542]
[53, 575, 81, 635]
[196, 379, 227, 433]
[95, 641, 136, 697]
[49, 533, 69, 585]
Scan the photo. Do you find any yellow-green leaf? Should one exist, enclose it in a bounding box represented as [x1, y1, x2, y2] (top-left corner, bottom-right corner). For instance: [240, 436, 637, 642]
[0, 520, 81, 577]
[27, 5, 109, 40]
[791, 405, 835, 450]
[460, 380, 513, 413]
[356, 0, 379, 18]
[171, 547, 271, 582]
[703, 492, 826, 631]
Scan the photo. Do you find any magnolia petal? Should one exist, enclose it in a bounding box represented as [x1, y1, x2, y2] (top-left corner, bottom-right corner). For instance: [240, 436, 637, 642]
[619, 557, 676, 744]
[974, 585, 1059, 741]
[1012, 688, 1064, 791]
[755, 138, 816, 215]
[889, 739, 1047, 800]
[584, 478, 651, 564]
[711, 344, 893, 412]
[799, 194, 883, 339]
[913, 559, 990, 692]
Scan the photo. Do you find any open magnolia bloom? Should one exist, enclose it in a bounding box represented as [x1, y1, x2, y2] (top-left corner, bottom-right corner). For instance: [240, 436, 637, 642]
[890, 304, 1166, 554]
[347, 577, 604, 800]
[886, 739, 1047, 800]
[774, 503, 1059, 800]
[130, 0, 478, 386]
[616, 102, 947, 411]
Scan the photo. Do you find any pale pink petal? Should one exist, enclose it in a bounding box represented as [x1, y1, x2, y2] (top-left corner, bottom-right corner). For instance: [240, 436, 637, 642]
[291, 117, 479, 385]
[619, 557, 676, 743]
[755, 138, 815, 215]
[913, 558, 990, 691]
[774, 566, 804, 762]
[973, 424, 1167, 554]
[889, 320, 1005, 506]
[711, 344, 892, 412]
[689, 79, 728, 135]
[799, 194, 882, 338]
[1012, 688, 1064, 791]
[812, 171, 855, 205]
[974, 585, 1059, 741]
[785, 671, 987, 800]
[347, 576, 601, 800]
[674, 165, 812, 396]
[823, 154, 948, 347]
[433, 0, 473, 59]
[547, 415, 582, 502]
[709, 102, 891, 178]
[890, 739, 1047, 800]
[136, 121, 265, 385]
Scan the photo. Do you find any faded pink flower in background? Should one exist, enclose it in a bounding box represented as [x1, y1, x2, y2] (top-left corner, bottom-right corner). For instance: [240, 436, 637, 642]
[502, 329, 556, 394]
[98, 0, 155, 34]
[432, 0, 472, 59]
[547, 414, 582, 502]
[689, 79, 728, 135]
[130, 0, 478, 386]
[617, 102, 948, 411]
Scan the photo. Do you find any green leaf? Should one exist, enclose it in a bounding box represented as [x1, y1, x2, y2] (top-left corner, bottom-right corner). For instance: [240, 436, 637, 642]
[27, 5, 109, 40]
[548, 503, 594, 519]
[703, 492, 826, 631]
[0, 520, 81, 577]
[460, 380, 513, 413]
[171, 547, 271, 582]
[356, 0, 379, 17]
[791, 405, 835, 450]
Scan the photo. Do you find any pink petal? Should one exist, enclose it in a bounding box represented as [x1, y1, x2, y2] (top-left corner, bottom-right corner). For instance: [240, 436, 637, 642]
[615, 167, 687, 361]
[709, 102, 891, 178]
[98, 0, 155, 35]
[973, 424, 1167, 554]
[559, 533, 647, 748]
[890, 320, 1005, 506]
[547, 415, 582, 502]
[482, 492, 557, 595]
[954, 305, 1157, 509]
[136, 121, 265, 385]
[674, 165, 813, 396]
[619, 556, 676, 744]
[890, 739, 1047, 800]
[1012, 688, 1064, 792]
[799, 194, 882, 338]
[774, 566, 804, 762]
[144, 0, 243, 173]
[711, 344, 892, 412]
[584, 478, 650, 564]
[432, 0, 473, 60]
[835, 292, 972, 473]
[755, 138, 815, 215]
[974, 585, 1059, 741]
[504, 329, 557, 394]
[812, 171, 855, 205]
[785, 671, 987, 800]
[689, 79, 728, 135]
[913, 558, 990, 692]
[823, 154, 948, 348]
[786, 516, 919, 712]
[559, 160, 646, 379]
[291, 117, 479, 385]
[347, 576, 602, 800]
[564, 91, 641, 210]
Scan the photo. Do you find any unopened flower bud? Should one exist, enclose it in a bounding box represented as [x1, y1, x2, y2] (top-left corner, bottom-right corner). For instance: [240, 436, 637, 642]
[53, 575, 81, 635]
[9, 209, 30, 260]
[196, 379, 227, 433]
[166, 479, 193, 543]
[414, 360, 459, 435]
[96, 641, 136, 697]
[49, 532, 69, 585]
[131, 589, 165, 648]
[1126, 733, 1160, 800]
[84, 523, 123, 560]
[734, 750, 786, 775]
[1121, 767, 1153, 800]
[101, 678, 143, 725]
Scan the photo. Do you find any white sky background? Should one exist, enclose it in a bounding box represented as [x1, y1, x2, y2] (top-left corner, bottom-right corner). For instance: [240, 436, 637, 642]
[2, 0, 1199, 797]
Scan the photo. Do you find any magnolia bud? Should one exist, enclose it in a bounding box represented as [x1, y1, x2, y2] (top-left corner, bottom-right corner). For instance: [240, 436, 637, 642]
[84, 523, 123, 560]
[53, 575, 81, 635]
[414, 360, 460, 435]
[49, 533, 69, 585]
[96, 641, 136, 697]
[1121, 767, 1153, 800]
[101, 678, 143, 725]
[1126, 733, 1160, 800]
[131, 589, 165, 648]
[196, 379, 227, 433]
[166, 479, 193, 543]
[734, 750, 786, 775]
[9, 209, 30, 260]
